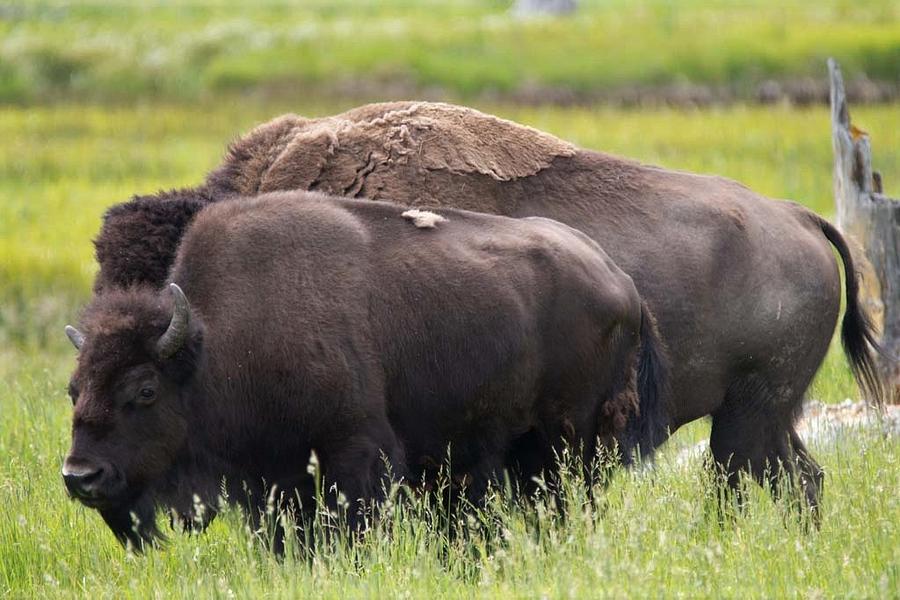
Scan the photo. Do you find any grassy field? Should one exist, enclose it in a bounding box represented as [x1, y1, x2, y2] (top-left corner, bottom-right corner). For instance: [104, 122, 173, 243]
[2, 364, 897, 598]
[1, 100, 899, 597]
[3, 5, 899, 597]
[1, 0, 898, 103]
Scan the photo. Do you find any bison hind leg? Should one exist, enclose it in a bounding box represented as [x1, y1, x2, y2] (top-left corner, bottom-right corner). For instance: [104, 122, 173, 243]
[790, 428, 825, 519]
[709, 374, 822, 524]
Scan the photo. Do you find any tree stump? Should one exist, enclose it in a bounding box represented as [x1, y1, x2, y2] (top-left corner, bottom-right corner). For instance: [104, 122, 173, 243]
[829, 58, 900, 404]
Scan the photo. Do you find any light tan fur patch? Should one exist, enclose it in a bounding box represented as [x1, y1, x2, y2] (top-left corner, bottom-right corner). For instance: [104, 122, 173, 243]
[401, 209, 447, 229]
[219, 101, 578, 198]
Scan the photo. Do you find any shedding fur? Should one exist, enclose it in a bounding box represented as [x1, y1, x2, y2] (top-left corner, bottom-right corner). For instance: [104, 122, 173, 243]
[401, 209, 447, 229]
[207, 102, 577, 199]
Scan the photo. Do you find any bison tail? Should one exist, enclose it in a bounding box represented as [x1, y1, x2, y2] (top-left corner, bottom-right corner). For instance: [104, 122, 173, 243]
[620, 301, 671, 465]
[819, 218, 887, 406]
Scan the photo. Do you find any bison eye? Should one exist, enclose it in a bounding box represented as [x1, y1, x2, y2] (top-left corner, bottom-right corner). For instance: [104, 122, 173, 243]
[138, 387, 156, 400]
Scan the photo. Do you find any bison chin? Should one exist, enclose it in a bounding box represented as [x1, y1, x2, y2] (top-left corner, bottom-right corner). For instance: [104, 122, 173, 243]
[100, 493, 163, 552]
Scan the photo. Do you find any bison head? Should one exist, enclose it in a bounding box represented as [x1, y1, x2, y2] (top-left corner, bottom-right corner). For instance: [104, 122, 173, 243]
[63, 284, 201, 550]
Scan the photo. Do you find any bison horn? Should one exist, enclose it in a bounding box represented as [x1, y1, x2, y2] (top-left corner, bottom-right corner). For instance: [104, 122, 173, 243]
[65, 325, 85, 350]
[157, 283, 191, 359]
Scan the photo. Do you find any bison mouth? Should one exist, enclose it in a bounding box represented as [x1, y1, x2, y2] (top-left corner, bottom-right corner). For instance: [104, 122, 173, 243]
[63, 467, 163, 550]
[67, 484, 126, 511]
[98, 493, 163, 552]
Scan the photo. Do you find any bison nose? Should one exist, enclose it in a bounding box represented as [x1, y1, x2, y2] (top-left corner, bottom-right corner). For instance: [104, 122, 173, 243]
[62, 459, 105, 498]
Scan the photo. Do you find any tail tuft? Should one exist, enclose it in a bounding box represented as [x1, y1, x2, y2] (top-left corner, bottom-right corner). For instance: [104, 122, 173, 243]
[620, 302, 670, 464]
[820, 218, 886, 406]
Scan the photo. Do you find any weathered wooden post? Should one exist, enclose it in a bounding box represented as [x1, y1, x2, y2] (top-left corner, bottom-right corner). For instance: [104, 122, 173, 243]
[829, 58, 900, 404]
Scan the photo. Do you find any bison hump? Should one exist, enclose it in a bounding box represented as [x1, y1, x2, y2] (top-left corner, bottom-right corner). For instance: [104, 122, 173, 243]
[362, 102, 578, 180]
[210, 102, 577, 198]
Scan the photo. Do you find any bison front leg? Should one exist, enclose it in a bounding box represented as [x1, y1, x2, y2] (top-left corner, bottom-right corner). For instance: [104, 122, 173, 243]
[321, 425, 405, 536]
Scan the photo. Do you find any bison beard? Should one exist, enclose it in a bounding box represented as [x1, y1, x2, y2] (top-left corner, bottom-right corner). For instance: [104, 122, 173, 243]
[100, 494, 162, 550]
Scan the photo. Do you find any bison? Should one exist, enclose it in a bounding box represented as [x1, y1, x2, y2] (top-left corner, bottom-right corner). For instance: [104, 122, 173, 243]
[64, 191, 668, 549]
[91, 102, 883, 513]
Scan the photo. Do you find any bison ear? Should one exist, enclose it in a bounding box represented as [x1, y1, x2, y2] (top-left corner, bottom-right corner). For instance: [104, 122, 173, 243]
[65, 325, 85, 351]
[157, 283, 192, 360]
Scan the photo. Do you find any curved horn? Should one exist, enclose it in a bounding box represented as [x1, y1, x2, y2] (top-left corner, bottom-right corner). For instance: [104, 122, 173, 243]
[156, 283, 191, 359]
[65, 325, 85, 351]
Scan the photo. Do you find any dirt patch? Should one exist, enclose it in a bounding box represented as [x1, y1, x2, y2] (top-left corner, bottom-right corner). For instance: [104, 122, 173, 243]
[497, 77, 900, 108]
[798, 400, 900, 442]
[253, 75, 900, 109]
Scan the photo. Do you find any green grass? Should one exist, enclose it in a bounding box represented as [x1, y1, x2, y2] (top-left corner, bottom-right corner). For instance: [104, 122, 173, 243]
[2, 101, 899, 596]
[2, 360, 898, 597]
[1, 0, 898, 103]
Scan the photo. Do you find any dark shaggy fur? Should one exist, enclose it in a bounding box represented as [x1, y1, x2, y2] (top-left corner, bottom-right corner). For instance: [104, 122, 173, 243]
[93, 188, 213, 292]
[620, 303, 670, 464]
[65, 192, 668, 550]
[92, 101, 884, 513]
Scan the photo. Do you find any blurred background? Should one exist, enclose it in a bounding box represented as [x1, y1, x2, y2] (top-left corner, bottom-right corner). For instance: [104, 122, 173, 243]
[1, 0, 898, 105]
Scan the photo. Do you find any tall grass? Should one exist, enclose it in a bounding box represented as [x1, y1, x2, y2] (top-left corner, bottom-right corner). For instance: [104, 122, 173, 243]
[1, 359, 897, 597]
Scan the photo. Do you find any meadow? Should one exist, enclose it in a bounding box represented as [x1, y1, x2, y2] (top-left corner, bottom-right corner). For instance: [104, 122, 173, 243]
[1, 99, 899, 597]
[3, 4, 900, 596]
